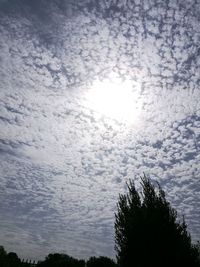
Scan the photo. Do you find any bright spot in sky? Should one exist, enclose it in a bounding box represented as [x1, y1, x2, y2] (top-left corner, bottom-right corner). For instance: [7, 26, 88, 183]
[85, 75, 142, 124]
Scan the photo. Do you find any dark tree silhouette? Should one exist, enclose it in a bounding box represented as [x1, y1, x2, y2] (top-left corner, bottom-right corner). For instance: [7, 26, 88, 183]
[37, 253, 85, 267]
[87, 256, 117, 267]
[115, 175, 200, 267]
[0, 246, 7, 256]
[0, 247, 24, 267]
[0, 246, 7, 267]
[7, 252, 21, 267]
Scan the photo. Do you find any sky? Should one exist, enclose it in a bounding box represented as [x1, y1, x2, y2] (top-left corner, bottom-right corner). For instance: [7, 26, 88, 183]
[0, 0, 200, 261]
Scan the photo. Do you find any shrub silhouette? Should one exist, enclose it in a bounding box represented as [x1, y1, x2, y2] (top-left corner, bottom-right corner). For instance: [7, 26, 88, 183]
[115, 175, 200, 267]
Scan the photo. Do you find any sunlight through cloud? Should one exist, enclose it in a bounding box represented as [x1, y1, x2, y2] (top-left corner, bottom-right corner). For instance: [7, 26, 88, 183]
[85, 74, 142, 124]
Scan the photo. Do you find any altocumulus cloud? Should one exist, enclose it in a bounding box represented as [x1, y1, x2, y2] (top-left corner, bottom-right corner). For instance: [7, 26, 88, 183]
[0, 0, 200, 261]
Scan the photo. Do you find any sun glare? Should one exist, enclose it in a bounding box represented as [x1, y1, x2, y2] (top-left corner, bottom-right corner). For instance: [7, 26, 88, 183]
[85, 76, 142, 124]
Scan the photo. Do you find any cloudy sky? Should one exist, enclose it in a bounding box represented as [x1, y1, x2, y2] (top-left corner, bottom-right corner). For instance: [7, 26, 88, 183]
[0, 0, 200, 261]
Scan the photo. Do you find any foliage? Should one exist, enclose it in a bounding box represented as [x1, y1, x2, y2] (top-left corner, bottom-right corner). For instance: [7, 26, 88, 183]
[87, 256, 117, 267]
[0, 247, 22, 267]
[115, 175, 200, 267]
[37, 253, 85, 267]
[0, 247, 117, 267]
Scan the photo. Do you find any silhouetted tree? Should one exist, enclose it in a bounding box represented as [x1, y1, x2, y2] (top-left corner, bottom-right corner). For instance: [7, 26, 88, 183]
[195, 241, 200, 262]
[7, 252, 21, 267]
[0, 246, 7, 256]
[87, 256, 117, 267]
[115, 175, 200, 267]
[0, 246, 7, 267]
[37, 253, 85, 267]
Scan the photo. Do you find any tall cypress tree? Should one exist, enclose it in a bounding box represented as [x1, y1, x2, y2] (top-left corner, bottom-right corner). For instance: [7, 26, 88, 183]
[115, 175, 200, 267]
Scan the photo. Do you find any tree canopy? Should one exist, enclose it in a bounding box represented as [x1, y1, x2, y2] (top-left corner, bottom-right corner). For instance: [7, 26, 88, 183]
[87, 256, 117, 267]
[115, 175, 200, 267]
[37, 253, 85, 267]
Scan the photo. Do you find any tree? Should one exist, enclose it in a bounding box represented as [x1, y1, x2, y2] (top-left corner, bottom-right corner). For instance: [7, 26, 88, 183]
[0, 246, 7, 267]
[37, 253, 85, 267]
[115, 175, 200, 267]
[7, 252, 21, 267]
[0, 246, 7, 257]
[87, 256, 117, 267]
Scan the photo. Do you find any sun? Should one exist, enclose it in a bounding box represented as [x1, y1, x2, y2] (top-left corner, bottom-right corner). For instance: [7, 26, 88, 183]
[85, 75, 142, 124]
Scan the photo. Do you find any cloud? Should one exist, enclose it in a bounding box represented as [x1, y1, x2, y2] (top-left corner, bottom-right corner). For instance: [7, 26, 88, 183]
[0, 0, 200, 261]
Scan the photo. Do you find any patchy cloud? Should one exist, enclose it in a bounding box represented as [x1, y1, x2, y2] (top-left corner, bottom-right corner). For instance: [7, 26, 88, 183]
[0, 0, 200, 261]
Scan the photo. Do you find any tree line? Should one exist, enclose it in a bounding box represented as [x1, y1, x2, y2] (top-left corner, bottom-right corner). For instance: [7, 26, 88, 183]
[0, 247, 117, 267]
[1, 175, 200, 267]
